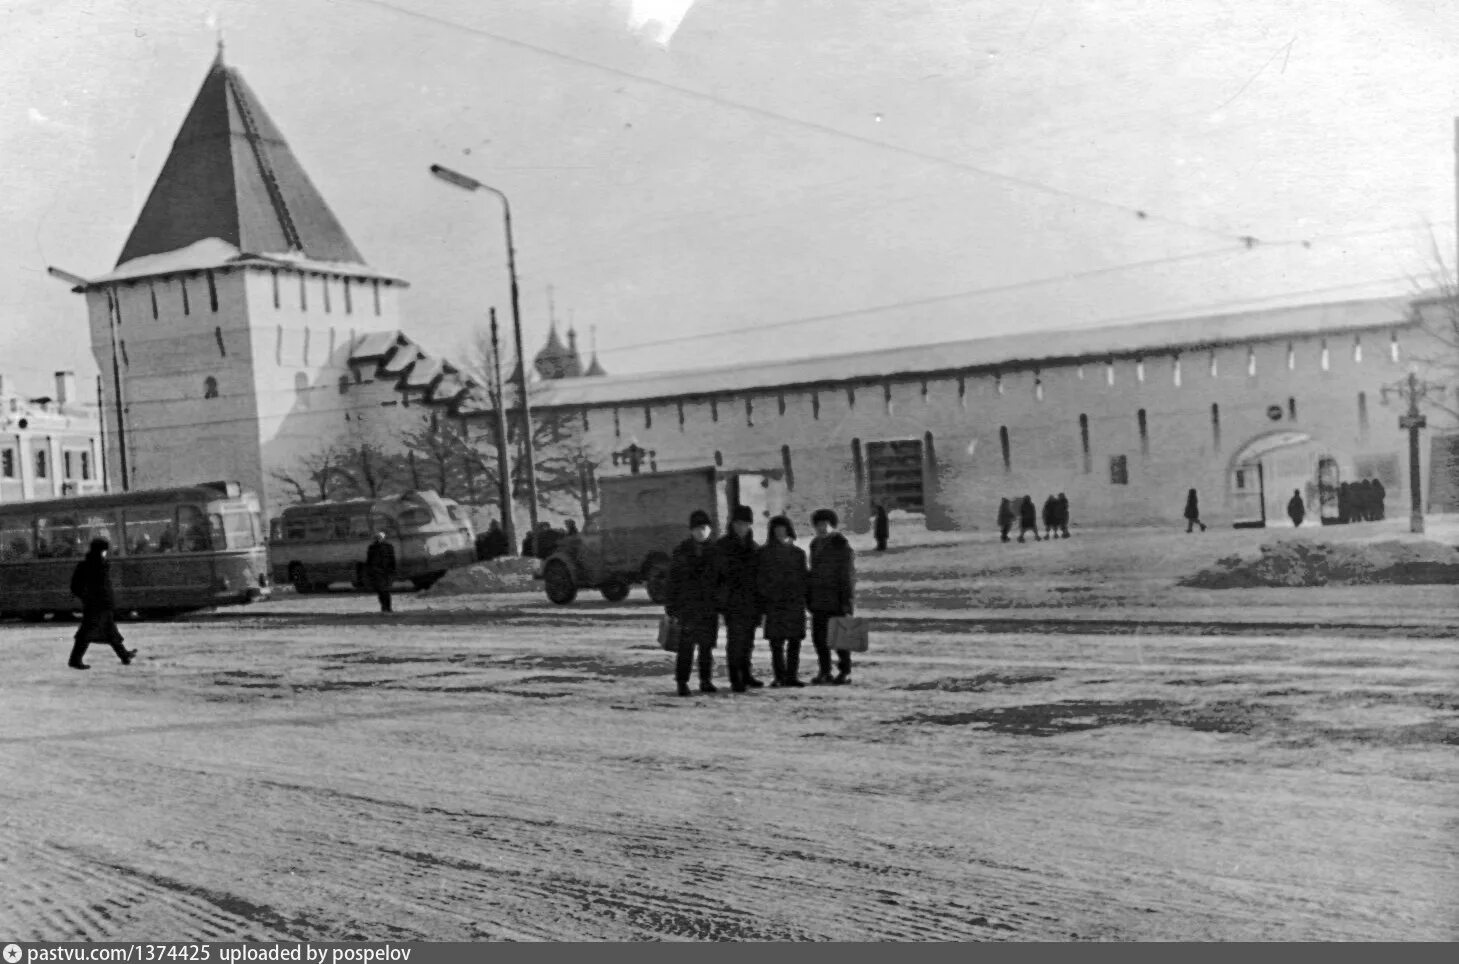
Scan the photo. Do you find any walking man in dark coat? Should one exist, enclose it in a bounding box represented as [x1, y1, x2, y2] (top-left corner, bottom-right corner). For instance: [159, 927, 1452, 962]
[718, 504, 764, 692]
[365, 531, 397, 613]
[1373, 478, 1386, 520]
[666, 509, 723, 696]
[1017, 495, 1041, 542]
[807, 508, 856, 685]
[873, 504, 890, 552]
[1287, 489, 1306, 527]
[1041, 495, 1058, 541]
[757, 515, 808, 687]
[1184, 488, 1207, 533]
[68, 538, 136, 670]
[1055, 492, 1071, 538]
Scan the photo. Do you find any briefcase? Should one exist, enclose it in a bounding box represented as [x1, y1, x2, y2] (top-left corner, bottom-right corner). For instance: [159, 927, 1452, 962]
[827, 616, 869, 653]
[658, 615, 681, 652]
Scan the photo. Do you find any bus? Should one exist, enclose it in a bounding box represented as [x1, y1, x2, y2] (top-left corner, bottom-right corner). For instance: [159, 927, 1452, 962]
[268, 490, 476, 593]
[0, 481, 271, 621]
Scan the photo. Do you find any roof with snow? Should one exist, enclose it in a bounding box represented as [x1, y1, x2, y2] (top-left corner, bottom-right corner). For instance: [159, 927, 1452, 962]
[506, 295, 1416, 410]
[117, 53, 365, 268]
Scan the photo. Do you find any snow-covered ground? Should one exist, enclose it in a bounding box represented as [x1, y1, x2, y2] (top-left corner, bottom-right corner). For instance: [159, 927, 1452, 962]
[2, 520, 1456, 940]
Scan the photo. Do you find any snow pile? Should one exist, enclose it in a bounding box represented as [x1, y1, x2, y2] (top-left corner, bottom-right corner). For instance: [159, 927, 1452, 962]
[1181, 539, 1459, 589]
[424, 558, 541, 596]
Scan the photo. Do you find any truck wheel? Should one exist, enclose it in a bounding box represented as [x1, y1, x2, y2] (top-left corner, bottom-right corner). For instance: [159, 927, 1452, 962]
[599, 580, 630, 602]
[645, 560, 670, 604]
[543, 560, 578, 605]
[289, 563, 312, 594]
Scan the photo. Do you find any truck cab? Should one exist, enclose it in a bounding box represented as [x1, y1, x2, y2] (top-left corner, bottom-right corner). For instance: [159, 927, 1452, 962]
[540, 465, 787, 604]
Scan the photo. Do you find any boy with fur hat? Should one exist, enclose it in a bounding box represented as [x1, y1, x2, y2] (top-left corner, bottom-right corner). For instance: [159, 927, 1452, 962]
[665, 508, 725, 696]
[807, 508, 856, 685]
[718, 504, 764, 692]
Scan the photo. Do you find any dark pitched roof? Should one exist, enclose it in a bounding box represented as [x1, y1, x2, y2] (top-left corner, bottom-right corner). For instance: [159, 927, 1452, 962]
[117, 54, 365, 267]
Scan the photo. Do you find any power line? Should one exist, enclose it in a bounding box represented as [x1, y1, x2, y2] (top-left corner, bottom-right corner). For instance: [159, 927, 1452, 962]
[335, 0, 1254, 245]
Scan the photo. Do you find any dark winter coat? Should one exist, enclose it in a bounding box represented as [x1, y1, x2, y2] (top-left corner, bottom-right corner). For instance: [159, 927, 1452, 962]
[996, 499, 1015, 528]
[1018, 497, 1038, 529]
[873, 508, 890, 542]
[365, 540, 397, 591]
[1042, 496, 1058, 529]
[1055, 494, 1070, 526]
[666, 537, 724, 625]
[717, 531, 761, 622]
[807, 531, 855, 616]
[1287, 493, 1306, 525]
[1184, 492, 1201, 521]
[70, 552, 115, 613]
[757, 540, 808, 640]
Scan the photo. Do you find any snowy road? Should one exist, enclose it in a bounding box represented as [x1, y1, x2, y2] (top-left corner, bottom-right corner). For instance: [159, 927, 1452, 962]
[1, 591, 1456, 941]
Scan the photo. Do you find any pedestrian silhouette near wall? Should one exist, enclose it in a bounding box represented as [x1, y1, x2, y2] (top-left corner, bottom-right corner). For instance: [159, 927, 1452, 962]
[1337, 482, 1351, 524]
[67, 538, 137, 670]
[1017, 495, 1040, 542]
[365, 532, 397, 613]
[1373, 478, 1386, 520]
[1041, 495, 1058, 541]
[757, 515, 807, 688]
[873, 505, 890, 552]
[666, 509, 723, 696]
[1184, 489, 1207, 533]
[1055, 493, 1071, 538]
[1287, 489, 1306, 527]
[996, 498, 1015, 543]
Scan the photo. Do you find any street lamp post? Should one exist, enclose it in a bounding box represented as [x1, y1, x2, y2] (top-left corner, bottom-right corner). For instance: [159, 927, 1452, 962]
[488, 307, 519, 555]
[430, 164, 541, 538]
[1383, 366, 1441, 533]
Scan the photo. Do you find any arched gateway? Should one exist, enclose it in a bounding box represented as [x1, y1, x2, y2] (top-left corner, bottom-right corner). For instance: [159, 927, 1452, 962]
[1227, 430, 1339, 528]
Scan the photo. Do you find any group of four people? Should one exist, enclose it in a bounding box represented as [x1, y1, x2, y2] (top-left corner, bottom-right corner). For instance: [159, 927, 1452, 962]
[664, 505, 856, 696]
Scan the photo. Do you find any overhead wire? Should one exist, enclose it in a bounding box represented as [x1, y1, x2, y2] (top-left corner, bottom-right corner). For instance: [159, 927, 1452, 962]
[334, 0, 1258, 245]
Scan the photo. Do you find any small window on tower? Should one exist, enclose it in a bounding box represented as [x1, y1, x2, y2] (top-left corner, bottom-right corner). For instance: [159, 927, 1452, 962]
[1390, 333, 1400, 364]
[204, 376, 219, 399]
[1353, 336, 1363, 363]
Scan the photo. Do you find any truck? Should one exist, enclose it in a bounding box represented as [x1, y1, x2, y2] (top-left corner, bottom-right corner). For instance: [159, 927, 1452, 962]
[539, 465, 788, 605]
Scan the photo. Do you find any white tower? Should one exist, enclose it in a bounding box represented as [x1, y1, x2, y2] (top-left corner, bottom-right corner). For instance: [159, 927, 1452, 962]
[71, 50, 411, 520]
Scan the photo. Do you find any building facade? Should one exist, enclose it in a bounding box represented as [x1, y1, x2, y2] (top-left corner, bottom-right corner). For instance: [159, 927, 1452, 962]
[0, 372, 105, 503]
[479, 298, 1459, 532]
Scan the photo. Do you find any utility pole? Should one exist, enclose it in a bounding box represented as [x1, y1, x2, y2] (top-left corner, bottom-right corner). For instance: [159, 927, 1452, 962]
[1397, 370, 1430, 534]
[489, 308, 519, 555]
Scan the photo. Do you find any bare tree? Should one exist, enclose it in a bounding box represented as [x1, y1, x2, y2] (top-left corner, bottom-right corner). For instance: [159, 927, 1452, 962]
[269, 444, 348, 505]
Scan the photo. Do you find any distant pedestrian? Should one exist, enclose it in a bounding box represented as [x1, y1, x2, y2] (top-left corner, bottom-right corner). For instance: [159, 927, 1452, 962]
[1017, 495, 1040, 542]
[873, 504, 890, 552]
[1337, 482, 1351, 524]
[365, 532, 397, 613]
[1373, 478, 1386, 520]
[477, 519, 508, 560]
[807, 508, 856, 685]
[1041, 495, 1058, 541]
[67, 538, 136, 670]
[718, 505, 763, 693]
[1357, 479, 1374, 522]
[1287, 489, 1306, 527]
[564, 519, 579, 536]
[996, 498, 1015, 543]
[757, 515, 808, 687]
[1184, 488, 1207, 533]
[666, 509, 723, 696]
[1055, 493, 1071, 538]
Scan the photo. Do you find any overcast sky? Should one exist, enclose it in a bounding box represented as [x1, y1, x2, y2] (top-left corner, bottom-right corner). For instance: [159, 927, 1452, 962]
[3, 0, 1457, 397]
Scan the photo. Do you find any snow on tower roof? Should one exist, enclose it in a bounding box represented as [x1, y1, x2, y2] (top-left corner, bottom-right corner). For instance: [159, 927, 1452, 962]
[116, 53, 366, 269]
